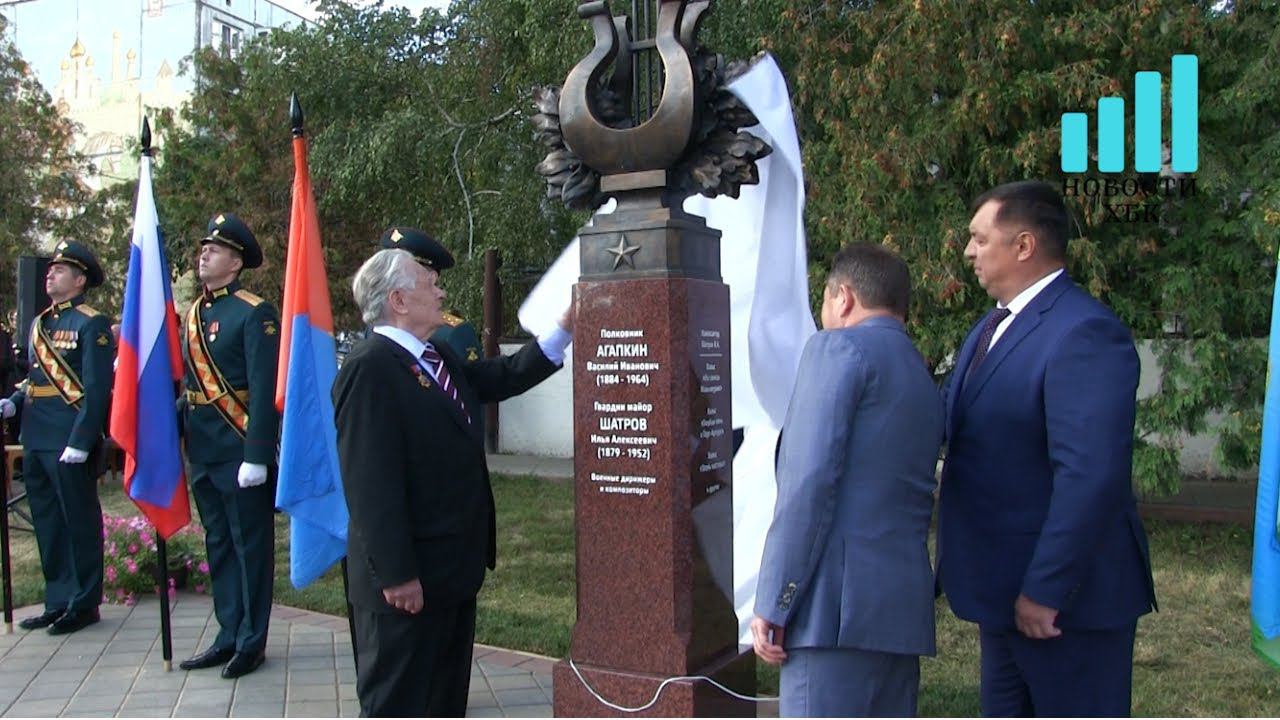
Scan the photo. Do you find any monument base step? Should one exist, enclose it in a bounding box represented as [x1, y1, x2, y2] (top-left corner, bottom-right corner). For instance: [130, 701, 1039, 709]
[552, 648, 756, 717]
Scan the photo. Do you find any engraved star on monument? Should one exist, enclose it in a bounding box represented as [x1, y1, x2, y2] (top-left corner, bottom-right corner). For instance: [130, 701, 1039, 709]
[605, 233, 641, 270]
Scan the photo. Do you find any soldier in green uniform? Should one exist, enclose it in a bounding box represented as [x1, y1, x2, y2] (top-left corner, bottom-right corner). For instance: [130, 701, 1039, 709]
[0, 241, 113, 635]
[434, 313, 482, 365]
[178, 213, 280, 679]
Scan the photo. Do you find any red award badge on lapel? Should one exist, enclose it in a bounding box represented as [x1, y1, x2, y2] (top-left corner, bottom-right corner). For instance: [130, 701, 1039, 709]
[411, 364, 432, 389]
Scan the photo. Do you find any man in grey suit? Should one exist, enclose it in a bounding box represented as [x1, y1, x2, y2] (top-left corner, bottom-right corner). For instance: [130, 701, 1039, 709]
[751, 243, 944, 717]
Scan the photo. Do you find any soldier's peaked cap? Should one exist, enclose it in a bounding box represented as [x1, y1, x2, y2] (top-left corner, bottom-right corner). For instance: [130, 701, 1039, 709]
[50, 240, 105, 288]
[202, 212, 263, 269]
[380, 226, 455, 271]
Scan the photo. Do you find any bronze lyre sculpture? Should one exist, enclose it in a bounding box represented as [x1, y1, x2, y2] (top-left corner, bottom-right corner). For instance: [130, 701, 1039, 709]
[533, 0, 770, 216]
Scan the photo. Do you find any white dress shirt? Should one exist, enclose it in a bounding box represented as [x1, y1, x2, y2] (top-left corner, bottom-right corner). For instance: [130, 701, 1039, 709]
[987, 268, 1064, 350]
[373, 324, 572, 383]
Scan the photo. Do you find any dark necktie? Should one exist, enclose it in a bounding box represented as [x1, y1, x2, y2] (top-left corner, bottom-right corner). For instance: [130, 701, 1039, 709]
[966, 308, 1012, 379]
[421, 345, 470, 422]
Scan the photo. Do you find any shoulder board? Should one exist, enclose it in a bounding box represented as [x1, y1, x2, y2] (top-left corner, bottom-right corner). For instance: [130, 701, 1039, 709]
[442, 312, 464, 327]
[234, 289, 265, 307]
[76, 304, 101, 318]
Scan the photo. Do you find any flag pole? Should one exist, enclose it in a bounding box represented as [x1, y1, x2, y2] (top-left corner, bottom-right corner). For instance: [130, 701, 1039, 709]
[140, 117, 175, 672]
[290, 88, 358, 665]
[0, 422, 13, 634]
[155, 535, 173, 671]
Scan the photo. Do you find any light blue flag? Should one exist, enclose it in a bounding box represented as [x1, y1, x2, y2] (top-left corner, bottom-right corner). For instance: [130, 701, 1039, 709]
[277, 316, 346, 588]
[1252, 245, 1280, 669]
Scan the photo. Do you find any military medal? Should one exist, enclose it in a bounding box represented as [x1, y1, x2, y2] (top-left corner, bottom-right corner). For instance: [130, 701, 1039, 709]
[208, 320, 219, 342]
[412, 365, 431, 389]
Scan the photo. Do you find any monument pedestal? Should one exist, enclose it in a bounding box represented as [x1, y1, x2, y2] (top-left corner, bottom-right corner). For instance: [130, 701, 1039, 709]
[555, 271, 752, 716]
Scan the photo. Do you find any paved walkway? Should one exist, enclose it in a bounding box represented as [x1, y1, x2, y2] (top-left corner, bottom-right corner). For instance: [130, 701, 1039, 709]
[0, 595, 555, 718]
[0, 454, 787, 717]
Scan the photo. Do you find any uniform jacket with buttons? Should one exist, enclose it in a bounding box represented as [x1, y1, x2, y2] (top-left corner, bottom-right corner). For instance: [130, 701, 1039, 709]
[754, 317, 943, 656]
[180, 280, 281, 466]
[9, 296, 114, 453]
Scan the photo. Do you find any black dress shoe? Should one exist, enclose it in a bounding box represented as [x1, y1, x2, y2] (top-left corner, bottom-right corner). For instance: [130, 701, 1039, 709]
[18, 609, 64, 631]
[179, 645, 236, 671]
[47, 608, 100, 635]
[221, 651, 265, 679]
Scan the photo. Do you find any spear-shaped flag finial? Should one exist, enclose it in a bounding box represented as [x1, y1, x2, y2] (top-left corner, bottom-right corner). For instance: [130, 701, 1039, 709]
[290, 92, 304, 138]
[141, 116, 153, 157]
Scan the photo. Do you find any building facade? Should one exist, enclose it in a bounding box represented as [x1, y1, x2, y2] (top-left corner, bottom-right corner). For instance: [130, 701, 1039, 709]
[0, 0, 309, 185]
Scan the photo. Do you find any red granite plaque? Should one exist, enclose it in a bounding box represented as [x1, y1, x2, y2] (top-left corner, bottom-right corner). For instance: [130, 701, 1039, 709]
[553, 276, 754, 717]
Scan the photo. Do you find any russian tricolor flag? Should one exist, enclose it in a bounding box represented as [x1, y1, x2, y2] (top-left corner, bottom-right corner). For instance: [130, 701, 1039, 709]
[275, 104, 348, 588]
[109, 141, 191, 539]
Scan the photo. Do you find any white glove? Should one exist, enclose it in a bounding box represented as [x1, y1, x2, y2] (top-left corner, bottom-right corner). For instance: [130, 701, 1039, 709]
[0, 398, 14, 419]
[59, 446, 89, 464]
[237, 462, 269, 488]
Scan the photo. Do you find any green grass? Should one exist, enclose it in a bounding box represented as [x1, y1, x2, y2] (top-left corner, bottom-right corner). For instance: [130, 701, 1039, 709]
[269, 474, 577, 638]
[476, 480, 1280, 716]
[474, 476, 576, 655]
[5, 476, 1279, 715]
[1124, 522, 1278, 716]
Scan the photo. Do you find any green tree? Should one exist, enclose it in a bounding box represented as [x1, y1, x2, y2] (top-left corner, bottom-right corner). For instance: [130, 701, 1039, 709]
[778, 0, 1280, 492]
[92, 0, 1276, 493]
[124, 0, 782, 330]
[130, 0, 587, 329]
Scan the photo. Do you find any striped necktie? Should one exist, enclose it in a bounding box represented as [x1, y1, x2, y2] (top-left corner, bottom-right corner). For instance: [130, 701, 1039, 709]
[421, 345, 469, 422]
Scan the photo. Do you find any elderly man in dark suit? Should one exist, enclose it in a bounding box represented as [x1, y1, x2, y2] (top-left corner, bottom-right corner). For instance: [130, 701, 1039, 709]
[938, 181, 1156, 716]
[334, 230, 571, 717]
[751, 243, 943, 717]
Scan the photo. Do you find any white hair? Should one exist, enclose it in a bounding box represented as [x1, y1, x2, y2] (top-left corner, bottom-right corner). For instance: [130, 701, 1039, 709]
[352, 249, 418, 325]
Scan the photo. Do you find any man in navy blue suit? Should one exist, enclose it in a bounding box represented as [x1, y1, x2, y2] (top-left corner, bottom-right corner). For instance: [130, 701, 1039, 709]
[938, 181, 1156, 716]
[752, 244, 944, 717]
